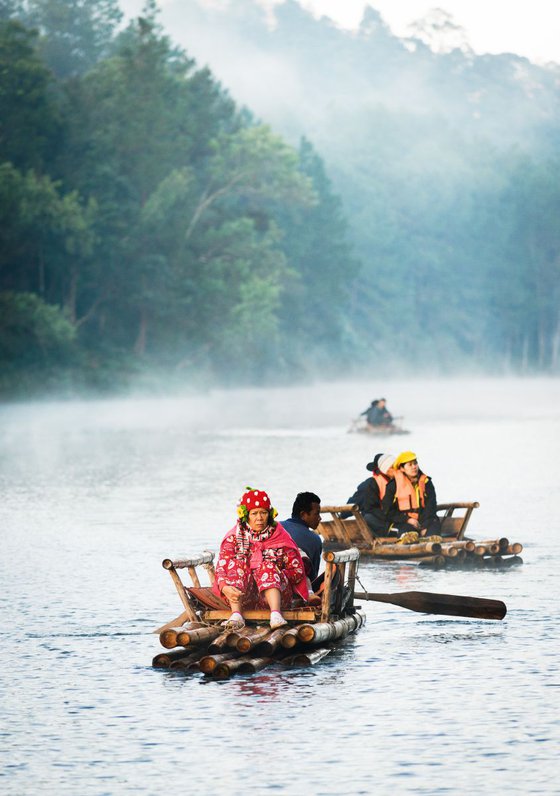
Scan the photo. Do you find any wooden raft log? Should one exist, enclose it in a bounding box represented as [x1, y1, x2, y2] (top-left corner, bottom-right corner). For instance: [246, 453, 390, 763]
[370, 541, 442, 558]
[170, 654, 204, 671]
[236, 626, 272, 653]
[176, 626, 223, 647]
[152, 649, 199, 668]
[199, 652, 240, 675]
[237, 657, 275, 675]
[283, 648, 332, 667]
[159, 622, 205, 649]
[255, 627, 290, 655]
[302, 612, 366, 644]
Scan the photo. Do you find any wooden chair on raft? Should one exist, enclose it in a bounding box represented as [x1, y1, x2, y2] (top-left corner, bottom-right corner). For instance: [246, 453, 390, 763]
[317, 501, 480, 552]
[155, 547, 360, 635]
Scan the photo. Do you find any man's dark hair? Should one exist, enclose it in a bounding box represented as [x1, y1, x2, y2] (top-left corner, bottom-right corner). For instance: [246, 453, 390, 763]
[291, 492, 321, 518]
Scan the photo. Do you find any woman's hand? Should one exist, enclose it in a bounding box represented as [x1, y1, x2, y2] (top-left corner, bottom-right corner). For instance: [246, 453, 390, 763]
[222, 585, 244, 602]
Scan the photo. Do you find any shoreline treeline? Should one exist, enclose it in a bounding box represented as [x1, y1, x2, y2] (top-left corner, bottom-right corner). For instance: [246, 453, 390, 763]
[1, 1, 559, 398]
[0, 0, 357, 395]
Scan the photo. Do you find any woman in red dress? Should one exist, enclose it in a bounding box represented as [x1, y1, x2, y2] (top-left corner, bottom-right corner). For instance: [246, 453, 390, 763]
[212, 488, 309, 629]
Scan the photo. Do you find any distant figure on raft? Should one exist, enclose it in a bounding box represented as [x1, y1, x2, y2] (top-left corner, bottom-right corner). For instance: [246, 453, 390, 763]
[344, 453, 396, 537]
[212, 488, 309, 630]
[281, 491, 323, 586]
[361, 398, 394, 428]
[382, 451, 442, 541]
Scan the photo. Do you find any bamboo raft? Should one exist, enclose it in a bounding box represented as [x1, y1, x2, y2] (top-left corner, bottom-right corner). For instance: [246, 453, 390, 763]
[348, 417, 410, 435]
[318, 502, 524, 569]
[152, 547, 365, 679]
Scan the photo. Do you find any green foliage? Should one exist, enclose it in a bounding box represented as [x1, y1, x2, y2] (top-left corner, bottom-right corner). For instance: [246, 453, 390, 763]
[0, 290, 75, 362]
[25, 0, 123, 77]
[0, 162, 97, 313]
[0, 19, 61, 169]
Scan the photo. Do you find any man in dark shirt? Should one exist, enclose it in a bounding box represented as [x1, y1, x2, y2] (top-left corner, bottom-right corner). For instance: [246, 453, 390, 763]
[281, 491, 323, 583]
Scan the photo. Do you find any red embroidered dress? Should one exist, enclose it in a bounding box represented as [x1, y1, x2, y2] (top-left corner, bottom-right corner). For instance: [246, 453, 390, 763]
[213, 522, 309, 609]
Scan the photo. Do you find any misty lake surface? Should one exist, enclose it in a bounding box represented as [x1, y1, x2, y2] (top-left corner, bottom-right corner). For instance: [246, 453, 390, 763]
[1, 377, 559, 795]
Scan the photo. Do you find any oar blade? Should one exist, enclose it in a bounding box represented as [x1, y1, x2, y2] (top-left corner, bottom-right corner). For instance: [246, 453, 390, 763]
[354, 590, 507, 620]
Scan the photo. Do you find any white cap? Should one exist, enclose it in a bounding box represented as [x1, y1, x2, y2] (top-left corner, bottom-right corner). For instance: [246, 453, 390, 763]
[377, 454, 395, 474]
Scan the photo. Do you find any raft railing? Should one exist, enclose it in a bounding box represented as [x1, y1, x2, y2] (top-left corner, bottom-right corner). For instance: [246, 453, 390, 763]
[317, 501, 480, 553]
[155, 545, 362, 635]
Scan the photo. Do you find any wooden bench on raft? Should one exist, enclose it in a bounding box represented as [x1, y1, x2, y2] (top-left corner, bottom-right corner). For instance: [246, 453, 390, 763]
[317, 501, 480, 553]
[155, 546, 361, 635]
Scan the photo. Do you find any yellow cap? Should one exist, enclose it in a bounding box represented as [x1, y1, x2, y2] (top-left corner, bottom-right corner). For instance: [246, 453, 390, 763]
[394, 450, 418, 469]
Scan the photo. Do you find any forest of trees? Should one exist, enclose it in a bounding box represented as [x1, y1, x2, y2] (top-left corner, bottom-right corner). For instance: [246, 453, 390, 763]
[1, 0, 559, 398]
[0, 0, 357, 394]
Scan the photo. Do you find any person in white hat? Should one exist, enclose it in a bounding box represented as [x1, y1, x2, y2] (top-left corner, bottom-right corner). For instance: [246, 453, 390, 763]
[381, 451, 441, 538]
[344, 452, 397, 536]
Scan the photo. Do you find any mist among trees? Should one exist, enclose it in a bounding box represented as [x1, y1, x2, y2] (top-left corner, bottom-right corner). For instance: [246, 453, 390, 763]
[1, 0, 559, 397]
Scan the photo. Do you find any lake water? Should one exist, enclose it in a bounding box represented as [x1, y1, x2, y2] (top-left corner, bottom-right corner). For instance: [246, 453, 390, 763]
[0, 377, 558, 795]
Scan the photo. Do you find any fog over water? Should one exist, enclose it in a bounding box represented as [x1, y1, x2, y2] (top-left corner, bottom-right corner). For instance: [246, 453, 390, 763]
[0, 377, 559, 794]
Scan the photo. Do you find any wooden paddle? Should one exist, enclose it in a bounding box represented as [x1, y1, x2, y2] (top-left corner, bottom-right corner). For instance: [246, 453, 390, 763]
[353, 590, 507, 620]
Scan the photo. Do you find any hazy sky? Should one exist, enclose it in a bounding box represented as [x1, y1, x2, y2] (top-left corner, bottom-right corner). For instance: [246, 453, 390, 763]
[120, 0, 560, 65]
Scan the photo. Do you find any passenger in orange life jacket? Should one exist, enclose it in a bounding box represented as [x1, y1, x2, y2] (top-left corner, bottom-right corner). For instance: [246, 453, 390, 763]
[344, 453, 396, 536]
[381, 451, 441, 538]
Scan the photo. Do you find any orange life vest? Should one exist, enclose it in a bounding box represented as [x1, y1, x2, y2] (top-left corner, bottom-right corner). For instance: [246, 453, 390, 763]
[373, 472, 389, 501]
[394, 471, 428, 521]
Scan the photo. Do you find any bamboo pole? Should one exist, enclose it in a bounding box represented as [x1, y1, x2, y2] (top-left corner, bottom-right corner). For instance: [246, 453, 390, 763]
[208, 629, 235, 653]
[236, 626, 272, 653]
[237, 657, 275, 674]
[475, 538, 509, 552]
[159, 623, 203, 649]
[442, 540, 476, 552]
[176, 625, 223, 647]
[333, 561, 347, 614]
[280, 627, 301, 649]
[504, 543, 523, 555]
[187, 566, 201, 588]
[161, 564, 198, 622]
[255, 627, 290, 655]
[213, 656, 253, 679]
[440, 545, 459, 558]
[199, 652, 240, 674]
[225, 626, 254, 648]
[371, 541, 442, 557]
[152, 649, 198, 668]
[202, 560, 216, 585]
[162, 551, 215, 569]
[170, 653, 205, 671]
[418, 555, 447, 568]
[501, 555, 523, 567]
[320, 563, 334, 623]
[346, 559, 357, 611]
[289, 647, 332, 667]
[298, 615, 360, 644]
[154, 610, 201, 635]
[323, 547, 361, 564]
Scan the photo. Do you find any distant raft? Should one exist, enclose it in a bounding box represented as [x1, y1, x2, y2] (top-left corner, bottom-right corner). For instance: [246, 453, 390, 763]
[348, 417, 410, 435]
[152, 547, 365, 679]
[317, 502, 524, 570]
